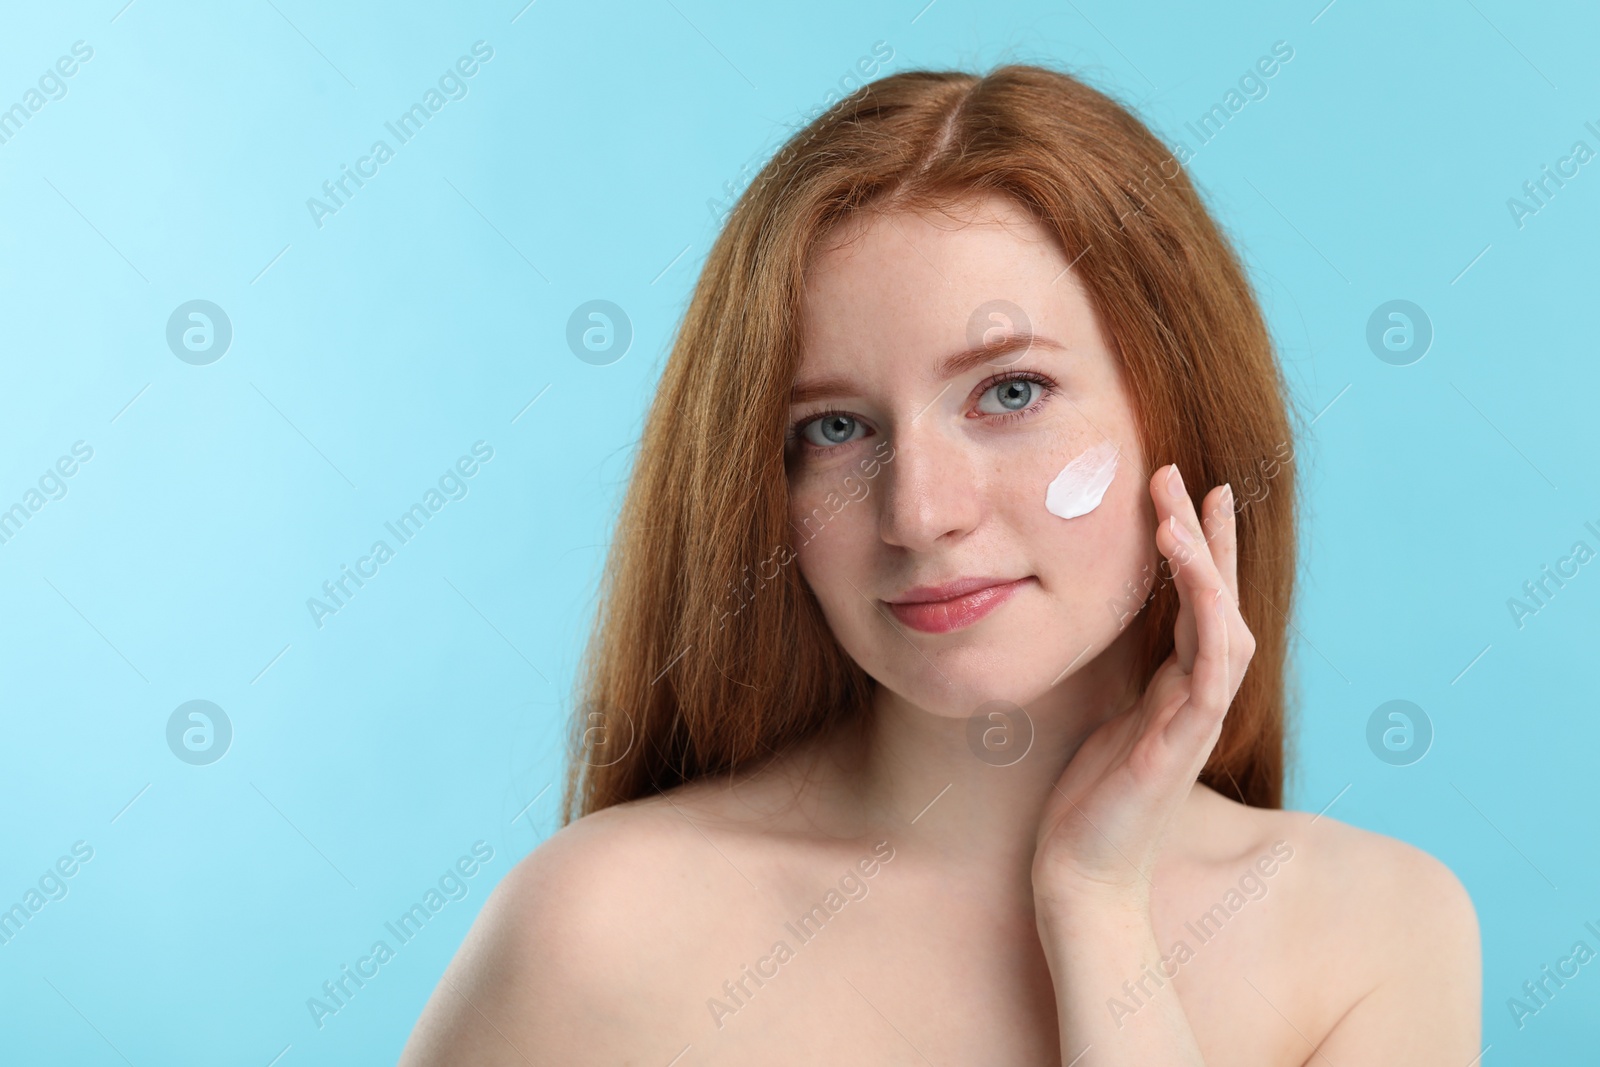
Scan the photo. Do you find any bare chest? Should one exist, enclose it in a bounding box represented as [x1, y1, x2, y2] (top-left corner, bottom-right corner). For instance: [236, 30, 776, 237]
[640, 867, 1331, 1066]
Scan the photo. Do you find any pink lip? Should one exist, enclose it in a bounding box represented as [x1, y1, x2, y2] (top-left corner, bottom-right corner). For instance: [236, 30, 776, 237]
[885, 576, 1032, 634]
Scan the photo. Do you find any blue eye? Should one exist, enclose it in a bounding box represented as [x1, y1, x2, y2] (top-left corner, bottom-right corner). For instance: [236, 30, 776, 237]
[971, 371, 1056, 421]
[979, 377, 1041, 414]
[799, 412, 865, 449]
[786, 371, 1057, 454]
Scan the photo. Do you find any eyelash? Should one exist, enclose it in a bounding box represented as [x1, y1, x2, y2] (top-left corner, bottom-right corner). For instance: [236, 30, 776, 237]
[785, 370, 1059, 452]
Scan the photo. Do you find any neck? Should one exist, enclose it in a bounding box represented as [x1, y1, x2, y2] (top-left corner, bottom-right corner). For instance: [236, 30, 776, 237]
[840, 624, 1147, 893]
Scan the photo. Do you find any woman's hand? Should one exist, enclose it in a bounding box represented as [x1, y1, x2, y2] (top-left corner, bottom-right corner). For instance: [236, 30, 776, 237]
[1032, 462, 1257, 914]
[1031, 463, 1256, 1062]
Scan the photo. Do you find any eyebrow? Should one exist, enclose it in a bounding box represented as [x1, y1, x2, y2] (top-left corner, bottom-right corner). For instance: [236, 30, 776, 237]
[789, 333, 1066, 405]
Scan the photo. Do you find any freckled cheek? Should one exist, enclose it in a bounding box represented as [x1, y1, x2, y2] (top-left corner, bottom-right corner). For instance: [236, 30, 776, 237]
[1021, 458, 1157, 602]
[789, 483, 878, 592]
[791, 504, 885, 662]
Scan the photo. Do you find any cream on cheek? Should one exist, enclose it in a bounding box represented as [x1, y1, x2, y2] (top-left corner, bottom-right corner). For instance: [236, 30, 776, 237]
[1044, 438, 1120, 520]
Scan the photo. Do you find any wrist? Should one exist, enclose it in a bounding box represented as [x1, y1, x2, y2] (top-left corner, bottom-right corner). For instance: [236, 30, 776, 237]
[1035, 903, 1201, 1058]
[1035, 885, 1153, 938]
[1032, 861, 1153, 927]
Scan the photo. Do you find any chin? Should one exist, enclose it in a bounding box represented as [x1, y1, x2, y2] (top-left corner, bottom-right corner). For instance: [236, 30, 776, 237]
[874, 630, 1075, 717]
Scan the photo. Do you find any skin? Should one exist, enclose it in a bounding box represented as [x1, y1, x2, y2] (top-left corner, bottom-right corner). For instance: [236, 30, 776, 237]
[398, 194, 1481, 1065]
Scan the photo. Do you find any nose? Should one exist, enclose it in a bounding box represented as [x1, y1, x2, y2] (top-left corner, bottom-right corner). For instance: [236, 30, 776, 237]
[876, 423, 982, 552]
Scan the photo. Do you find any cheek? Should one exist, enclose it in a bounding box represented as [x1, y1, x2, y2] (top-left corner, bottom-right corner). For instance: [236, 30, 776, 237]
[1010, 440, 1156, 602]
[791, 485, 886, 663]
[789, 477, 874, 594]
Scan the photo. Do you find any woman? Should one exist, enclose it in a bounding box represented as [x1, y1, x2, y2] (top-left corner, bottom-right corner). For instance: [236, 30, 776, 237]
[401, 64, 1480, 1065]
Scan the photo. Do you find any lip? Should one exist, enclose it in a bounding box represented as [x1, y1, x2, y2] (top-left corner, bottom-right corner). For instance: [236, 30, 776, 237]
[885, 576, 1032, 634]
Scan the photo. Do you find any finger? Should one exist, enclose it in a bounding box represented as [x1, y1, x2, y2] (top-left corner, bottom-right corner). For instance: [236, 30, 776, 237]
[1163, 586, 1233, 757]
[1156, 512, 1198, 673]
[1153, 464, 1227, 671]
[1159, 465, 1232, 610]
[1163, 465, 1219, 567]
[1182, 479, 1252, 699]
[1151, 469, 1200, 672]
[1199, 483, 1239, 608]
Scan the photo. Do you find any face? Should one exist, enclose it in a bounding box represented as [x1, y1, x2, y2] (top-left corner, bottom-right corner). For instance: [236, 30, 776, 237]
[787, 193, 1158, 720]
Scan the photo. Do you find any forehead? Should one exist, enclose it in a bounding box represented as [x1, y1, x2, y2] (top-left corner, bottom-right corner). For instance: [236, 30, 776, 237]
[796, 194, 1102, 380]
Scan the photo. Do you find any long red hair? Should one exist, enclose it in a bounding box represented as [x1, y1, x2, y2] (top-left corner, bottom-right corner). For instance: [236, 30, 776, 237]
[562, 63, 1301, 822]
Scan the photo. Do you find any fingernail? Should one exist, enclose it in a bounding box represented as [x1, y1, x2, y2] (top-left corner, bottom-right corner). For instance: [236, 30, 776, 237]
[1167, 464, 1183, 496]
[1168, 514, 1193, 545]
[1221, 483, 1234, 512]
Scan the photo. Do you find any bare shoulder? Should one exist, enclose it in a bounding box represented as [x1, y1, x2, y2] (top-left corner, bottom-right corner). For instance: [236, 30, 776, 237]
[1216, 795, 1482, 1060]
[1269, 805, 1479, 955]
[397, 798, 730, 1067]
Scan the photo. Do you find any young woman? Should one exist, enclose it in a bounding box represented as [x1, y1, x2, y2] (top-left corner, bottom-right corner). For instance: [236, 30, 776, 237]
[401, 64, 1480, 1065]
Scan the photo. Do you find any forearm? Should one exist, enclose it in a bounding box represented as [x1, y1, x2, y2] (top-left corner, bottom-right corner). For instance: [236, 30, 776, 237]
[1038, 901, 1207, 1065]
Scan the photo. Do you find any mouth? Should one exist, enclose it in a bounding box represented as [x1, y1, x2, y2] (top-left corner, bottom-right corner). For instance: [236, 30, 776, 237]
[884, 576, 1033, 635]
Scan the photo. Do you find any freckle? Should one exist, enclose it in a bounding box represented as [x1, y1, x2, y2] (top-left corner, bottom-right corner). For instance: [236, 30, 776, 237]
[1045, 439, 1119, 520]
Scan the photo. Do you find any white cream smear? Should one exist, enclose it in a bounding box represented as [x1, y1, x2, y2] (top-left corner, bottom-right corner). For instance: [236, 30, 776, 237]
[1045, 439, 1119, 519]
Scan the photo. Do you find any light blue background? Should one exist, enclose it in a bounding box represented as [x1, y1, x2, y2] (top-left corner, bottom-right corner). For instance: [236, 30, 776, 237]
[1, 0, 1595, 1062]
